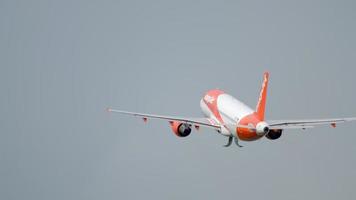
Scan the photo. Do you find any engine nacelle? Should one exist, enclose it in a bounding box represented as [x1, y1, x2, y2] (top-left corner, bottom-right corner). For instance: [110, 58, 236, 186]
[265, 129, 282, 140]
[170, 121, 191, 137]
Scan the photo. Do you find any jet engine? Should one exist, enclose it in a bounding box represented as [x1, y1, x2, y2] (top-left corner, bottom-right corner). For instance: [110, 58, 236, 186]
[265, 129, 282, 140]
[170, 121, 191, 137]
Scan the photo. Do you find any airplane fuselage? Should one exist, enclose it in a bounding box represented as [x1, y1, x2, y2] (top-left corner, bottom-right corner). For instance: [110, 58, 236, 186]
[200, 89, 267, 141]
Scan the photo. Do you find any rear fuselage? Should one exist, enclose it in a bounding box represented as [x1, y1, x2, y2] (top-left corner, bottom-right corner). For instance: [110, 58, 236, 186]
[200, 89, 265, 141]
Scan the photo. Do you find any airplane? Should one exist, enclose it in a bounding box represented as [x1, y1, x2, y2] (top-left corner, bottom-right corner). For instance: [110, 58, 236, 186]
[107, 72, 356, 147]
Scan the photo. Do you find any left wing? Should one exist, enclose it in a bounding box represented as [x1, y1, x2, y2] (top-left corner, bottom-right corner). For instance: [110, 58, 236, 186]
[107, 108, 221, 130]
[267, 117, 356, 130]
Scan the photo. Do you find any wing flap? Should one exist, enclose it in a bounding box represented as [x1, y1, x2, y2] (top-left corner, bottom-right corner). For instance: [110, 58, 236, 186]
[270, 125, 314, 130]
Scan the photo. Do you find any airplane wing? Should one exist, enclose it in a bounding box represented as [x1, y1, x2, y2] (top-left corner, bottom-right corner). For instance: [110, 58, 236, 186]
[267, 117, 356, 130]
[107, 108, 221, 130]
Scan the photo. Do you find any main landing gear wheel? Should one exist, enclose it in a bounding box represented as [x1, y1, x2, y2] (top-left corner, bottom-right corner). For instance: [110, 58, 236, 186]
[234, 137, 243, 148]
[223, 136, 233, 147]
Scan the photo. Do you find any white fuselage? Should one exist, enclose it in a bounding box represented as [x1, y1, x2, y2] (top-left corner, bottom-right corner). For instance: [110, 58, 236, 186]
[200, 92, 255, 136]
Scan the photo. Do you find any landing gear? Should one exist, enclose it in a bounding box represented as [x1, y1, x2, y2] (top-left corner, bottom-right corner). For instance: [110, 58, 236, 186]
[223, 136, 243, 147]
[223, 136, 233, 147]
[234, 137, 243, 148]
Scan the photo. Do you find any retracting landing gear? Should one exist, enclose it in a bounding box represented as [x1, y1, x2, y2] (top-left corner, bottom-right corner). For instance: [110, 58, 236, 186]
[223, 136, 233, 147]
[223, 136, 243, 147]
[234, 137, 243, 148]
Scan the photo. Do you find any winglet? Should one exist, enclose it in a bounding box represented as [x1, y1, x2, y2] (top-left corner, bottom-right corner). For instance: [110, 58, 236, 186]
[256, 72, 269, 120]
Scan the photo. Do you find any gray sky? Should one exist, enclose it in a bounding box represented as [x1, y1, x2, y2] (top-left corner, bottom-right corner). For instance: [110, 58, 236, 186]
[1, 0, 356, 199]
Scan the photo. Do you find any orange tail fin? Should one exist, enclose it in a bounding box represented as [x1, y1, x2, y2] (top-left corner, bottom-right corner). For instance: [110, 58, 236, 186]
[256, 72, 269, 120]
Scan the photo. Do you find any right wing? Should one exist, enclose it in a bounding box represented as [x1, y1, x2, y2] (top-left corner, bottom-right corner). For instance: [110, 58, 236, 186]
[267, 117, 356, 130]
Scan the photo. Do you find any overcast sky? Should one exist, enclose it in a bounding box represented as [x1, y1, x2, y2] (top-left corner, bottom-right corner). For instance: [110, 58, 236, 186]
[1, 0, 356, 199]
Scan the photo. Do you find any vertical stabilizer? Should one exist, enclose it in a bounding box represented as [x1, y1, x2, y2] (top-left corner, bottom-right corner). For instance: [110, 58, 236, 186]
[256, 72, 269, 120]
